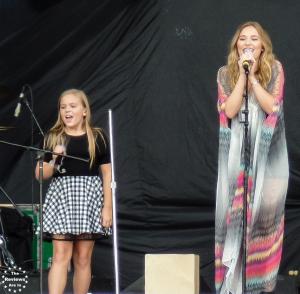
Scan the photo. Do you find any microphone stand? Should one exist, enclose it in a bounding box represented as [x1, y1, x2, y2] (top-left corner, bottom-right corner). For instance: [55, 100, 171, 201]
[0, 186, 26, 268]
[0, 211, 16, 268]
[19, 85, 44, 137]
[0, 139, 88, 294]
[241, 66, 251, 294]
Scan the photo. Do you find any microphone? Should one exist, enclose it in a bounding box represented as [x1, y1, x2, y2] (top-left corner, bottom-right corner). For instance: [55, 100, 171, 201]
[14, 87, 26, 117]
[55, 153, 66, 174]
[242, 48, 253, 73]
[55, 154, 63, 166]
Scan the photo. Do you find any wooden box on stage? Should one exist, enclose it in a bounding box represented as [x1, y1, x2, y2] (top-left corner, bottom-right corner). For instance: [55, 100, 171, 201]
[145, 254, 200, 294]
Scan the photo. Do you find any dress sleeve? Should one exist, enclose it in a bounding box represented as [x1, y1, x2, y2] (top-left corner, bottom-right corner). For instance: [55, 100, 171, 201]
[270, 60, 285, 113]
[96, 130, 111, 165]
[217, 66, 231, 127]
[217, 66, 229, 111]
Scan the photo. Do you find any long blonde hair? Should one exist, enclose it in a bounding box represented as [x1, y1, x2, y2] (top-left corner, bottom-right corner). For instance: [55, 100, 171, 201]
[227, 21, 275, 90]
[44, 89, 106, 167]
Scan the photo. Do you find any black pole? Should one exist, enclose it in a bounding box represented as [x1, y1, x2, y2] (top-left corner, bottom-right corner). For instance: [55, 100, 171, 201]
[37, 153, 44, 294]
[241, 68, 251, 294]
[0, 140, 89, 163]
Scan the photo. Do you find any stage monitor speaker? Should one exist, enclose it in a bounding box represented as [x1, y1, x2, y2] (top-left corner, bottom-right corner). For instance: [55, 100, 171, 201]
[145, 254, 200, 294]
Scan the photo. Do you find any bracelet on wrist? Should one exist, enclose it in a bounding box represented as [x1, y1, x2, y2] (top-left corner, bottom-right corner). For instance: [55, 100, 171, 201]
[251, 78, 259, 86]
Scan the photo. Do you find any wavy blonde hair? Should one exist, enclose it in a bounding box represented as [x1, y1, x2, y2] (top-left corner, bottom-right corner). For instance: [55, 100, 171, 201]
[227, 21, 275, 90]
[44, 89, 106, 167]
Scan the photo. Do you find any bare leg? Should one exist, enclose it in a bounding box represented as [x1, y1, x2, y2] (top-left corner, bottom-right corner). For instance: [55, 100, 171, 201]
[72, 240, 95, 294]
[48, 240, 73, 294]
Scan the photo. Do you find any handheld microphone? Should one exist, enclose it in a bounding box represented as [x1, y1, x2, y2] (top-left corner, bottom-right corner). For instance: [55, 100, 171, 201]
[14, 87, 26, 117]
[242, 48, 253, 73]
[55, 154, 63, 166]
[55, 152, 66, 174]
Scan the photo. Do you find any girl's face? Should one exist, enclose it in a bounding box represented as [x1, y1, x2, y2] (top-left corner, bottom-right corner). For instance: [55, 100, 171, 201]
[236, 25, 263, 60]
[60, 94, 86, 132]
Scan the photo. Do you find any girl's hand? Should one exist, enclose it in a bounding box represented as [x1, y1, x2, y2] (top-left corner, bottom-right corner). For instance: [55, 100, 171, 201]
[53, 145, 65, 160]
[101, 206, 112, 228]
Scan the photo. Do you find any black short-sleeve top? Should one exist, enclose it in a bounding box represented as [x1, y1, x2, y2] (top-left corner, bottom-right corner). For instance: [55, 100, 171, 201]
[43, 132, 110, 177]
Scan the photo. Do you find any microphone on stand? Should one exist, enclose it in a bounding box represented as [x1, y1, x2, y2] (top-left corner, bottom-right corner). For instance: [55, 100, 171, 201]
[242, 48, 254, 73]
[14, 86, 26, 117]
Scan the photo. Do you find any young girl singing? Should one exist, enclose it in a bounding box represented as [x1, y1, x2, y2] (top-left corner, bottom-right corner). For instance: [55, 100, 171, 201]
[36, 89, 112, 294]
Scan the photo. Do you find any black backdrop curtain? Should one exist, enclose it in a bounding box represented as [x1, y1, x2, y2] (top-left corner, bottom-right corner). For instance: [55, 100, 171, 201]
[0, 0, 299, 290]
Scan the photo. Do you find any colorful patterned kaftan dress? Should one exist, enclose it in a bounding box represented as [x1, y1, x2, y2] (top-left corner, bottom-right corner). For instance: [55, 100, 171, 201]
[215, 60, 289, 294]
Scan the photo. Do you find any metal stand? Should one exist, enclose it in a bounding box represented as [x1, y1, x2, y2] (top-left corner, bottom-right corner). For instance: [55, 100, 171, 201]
[241, 69, 251, 294]
[0, 186, 26, 268]
[18, 85, 44, 283]
[37, 152, 44, 294]
[108, 110, 120, 294]
[0, 209, 16, 268]
[0, 140, 88, 294]
[0, 186, 33, 294]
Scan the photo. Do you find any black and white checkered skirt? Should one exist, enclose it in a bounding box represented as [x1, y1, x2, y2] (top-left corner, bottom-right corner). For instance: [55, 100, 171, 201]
[43, 176, 111, 241]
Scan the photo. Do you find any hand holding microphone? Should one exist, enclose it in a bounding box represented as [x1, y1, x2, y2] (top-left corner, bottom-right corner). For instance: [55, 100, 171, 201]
[50, 145, 66, 174]
[52, 145, 65, 163]
[239, 48, 255, 74]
